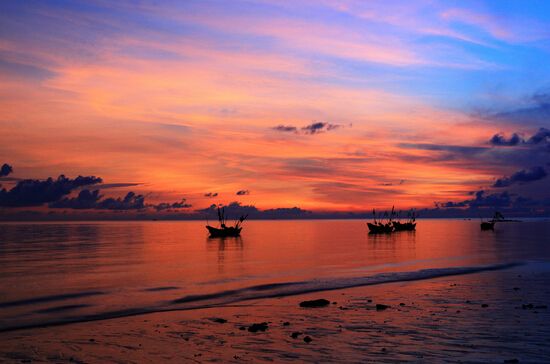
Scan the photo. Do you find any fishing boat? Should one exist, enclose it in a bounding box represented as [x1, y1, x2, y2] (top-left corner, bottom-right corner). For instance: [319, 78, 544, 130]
[392, 221, 416, 231]
[368, 208, 394, 234]
[206, 225, 242, 237]
[206, 206, 248, 237]
[480, 211, 504, 231]
[368, 207, 418, 234]
[392, 209, 417, 231]
[480, 221, 495, 230]
[367, 222, 393, 234]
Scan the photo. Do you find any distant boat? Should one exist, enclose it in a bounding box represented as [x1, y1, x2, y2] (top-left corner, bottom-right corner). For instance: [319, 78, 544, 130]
[368, 207, 394, 234]
[367, 222, 393, 234]
[392, 221, 416, 231]
[393, 209, 417, 231]
[368, 207, 417, 234]
[206, 206, 248, 237]
[480, 221, 495, 230]
[480, 211, 505, 231]
[206, 225, 242, 237]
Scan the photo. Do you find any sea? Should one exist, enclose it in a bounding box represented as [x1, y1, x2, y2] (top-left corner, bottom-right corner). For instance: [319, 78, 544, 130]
[1, 219, 549, 332]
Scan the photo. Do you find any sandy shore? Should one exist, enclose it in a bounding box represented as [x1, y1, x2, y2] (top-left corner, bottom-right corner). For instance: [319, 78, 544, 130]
[1, 266, 549, 363]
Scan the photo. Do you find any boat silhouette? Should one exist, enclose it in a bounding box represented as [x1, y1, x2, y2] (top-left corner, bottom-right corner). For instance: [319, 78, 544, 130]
[392, 221, 416, 231]
[368, 207, 417, 234]
[368, 207, 394, 234]
[392, 209, 417, 231]
[367, 222, 394, 234]
[206, 206, 248, 237]
[480, 211, 505, 231]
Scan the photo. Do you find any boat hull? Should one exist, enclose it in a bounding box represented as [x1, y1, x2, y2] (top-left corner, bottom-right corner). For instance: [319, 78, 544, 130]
[367, 222, 393, 234]
[206, 225, 242, 237]
[480, 221, 495, 230]
[392, 222, 416, 231]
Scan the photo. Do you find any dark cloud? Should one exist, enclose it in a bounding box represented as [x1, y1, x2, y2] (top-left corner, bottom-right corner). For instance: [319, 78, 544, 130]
[302, 122, 340, 135]
[527, 127, 550, 145]
[484, 128, 550, 169]
[51, 191, 145, 210]
[204, 192, 218, 197]
[399, 127, 550, 173]
[483, 92, 550, 127]
[98, 182, 141, 189]
[490, 133, 523, 146]
[490, 128, 550, 147]
[430, 187, 550, 217]
[396, 143, 490, 166]
[50, 189, 102, 209]
[399, 143, 488, 155]
[380, 179, 406, 187]
[236, 190, 249, 195]
[272, 122, 344, 135]
[50, 190, 191, 211]
[198, 202, 258, 217]
[493, 166, 547, 188]
[273, 125, 297, 133]
[154, 198, 192, 211]
[0, 164, 13, 177]
[0, 175, 102, 207]
[197, 202, 312, 219]
[261, 207, 312, 219]
[95, 192, 145, 210]
[437, 190, 512, 209]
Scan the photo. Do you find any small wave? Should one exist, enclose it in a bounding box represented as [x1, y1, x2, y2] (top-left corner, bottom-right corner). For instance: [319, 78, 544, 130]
[171, 262, 522, 307]
[173, 282, 303, 304]
[143, 286, 180, 292]
[0, 291, 105, 308]
[35, 304, 92, 314]
[0, 262, 522, 333]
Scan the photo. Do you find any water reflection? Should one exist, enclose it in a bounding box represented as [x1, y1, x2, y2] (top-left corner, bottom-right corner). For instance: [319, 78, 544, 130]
[206, 236, 244, 272]
[365, 230, 417, 269]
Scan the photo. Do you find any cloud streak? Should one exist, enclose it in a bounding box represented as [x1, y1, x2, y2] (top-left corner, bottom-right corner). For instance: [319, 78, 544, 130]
[273, 122, 345, 135]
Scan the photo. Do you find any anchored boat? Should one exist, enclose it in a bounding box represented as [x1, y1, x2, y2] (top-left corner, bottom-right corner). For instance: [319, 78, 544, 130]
[368, 207, 417, 234]
[206, 206, 248, 237]
[480, 211, 504, 231]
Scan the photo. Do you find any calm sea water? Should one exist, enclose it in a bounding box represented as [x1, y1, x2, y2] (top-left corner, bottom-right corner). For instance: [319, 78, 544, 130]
[1, 219, 549, 331]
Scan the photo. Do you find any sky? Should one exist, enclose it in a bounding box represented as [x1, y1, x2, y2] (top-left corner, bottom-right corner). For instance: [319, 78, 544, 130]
[1, 0, 550, 218]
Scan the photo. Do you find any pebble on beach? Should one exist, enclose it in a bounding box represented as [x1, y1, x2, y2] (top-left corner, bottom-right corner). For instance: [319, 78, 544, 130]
[299, 299, 330, 308]
[247, 322, 269, 333]
[376, 304, 390, 311]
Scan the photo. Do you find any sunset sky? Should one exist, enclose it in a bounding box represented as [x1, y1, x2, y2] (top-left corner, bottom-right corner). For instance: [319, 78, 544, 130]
[1, 1, 550, 217]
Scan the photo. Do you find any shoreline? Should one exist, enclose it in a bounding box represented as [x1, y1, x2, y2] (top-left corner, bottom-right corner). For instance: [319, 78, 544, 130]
[0, 261, 523, 334]
[2, 266, 549, 363]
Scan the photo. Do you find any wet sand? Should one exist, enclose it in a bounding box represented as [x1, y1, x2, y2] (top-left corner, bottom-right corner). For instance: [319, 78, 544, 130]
[1, 266, 549, 363]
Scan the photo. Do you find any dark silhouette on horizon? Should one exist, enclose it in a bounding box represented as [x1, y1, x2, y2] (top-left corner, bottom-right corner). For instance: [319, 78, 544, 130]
[206, 206, 248, 237]
[368, 207, 417, 234]
[480, 211, 521, 230]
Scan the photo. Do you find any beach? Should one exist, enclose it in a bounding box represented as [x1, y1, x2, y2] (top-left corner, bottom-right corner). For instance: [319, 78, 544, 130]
[2, 263, 549, 363]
